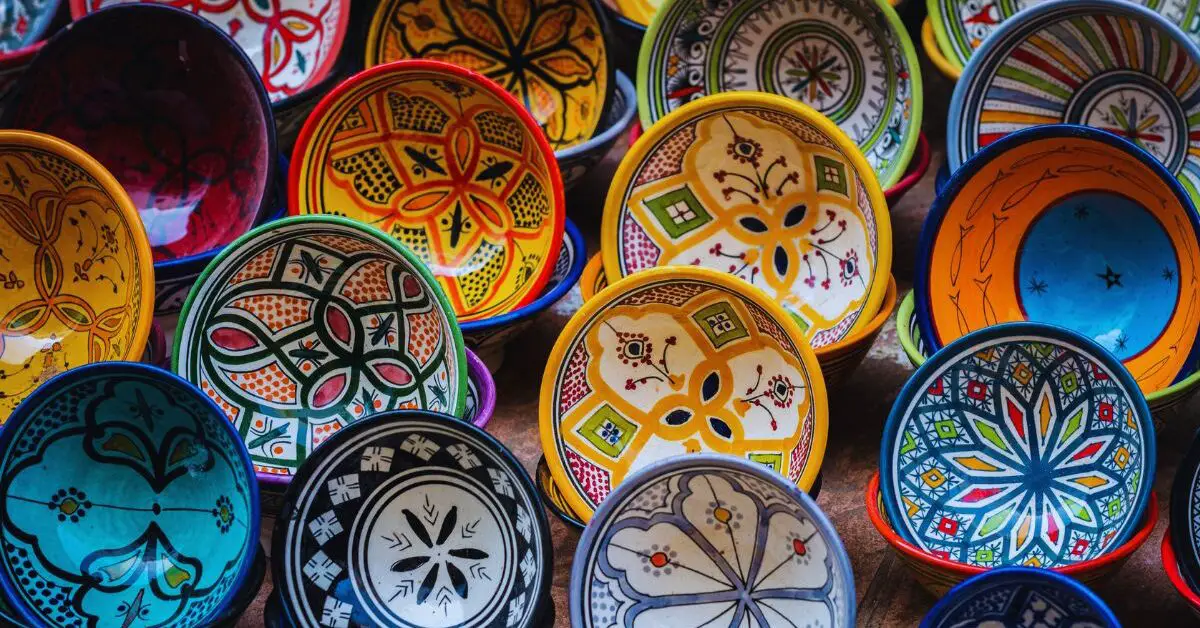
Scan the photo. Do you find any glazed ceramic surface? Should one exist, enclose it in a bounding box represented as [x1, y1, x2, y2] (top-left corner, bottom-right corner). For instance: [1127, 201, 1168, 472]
[173, 216, 467, 482]
[540, 266, 828, 522]
[535, 455, 586, 529]
[638, 0, 921, 187]
[921, 567, 1119, 628]
[272, 411, 552, 628]
[1170, 431, 1200, 592]
[604, 92, 891, 349]
[612, 0, 657, 26]
[581, 253, 607, 301]
[365, 0, 612, 150]
[0, 131, 155, 421]
[463, 348, 496, 428]
[917, 126, 1200, 394]
[558, 70, 637, 190]
[947, 1, 1200, 201]
[0, 0, 58, 52]
[881, 323, 1155, 569]
[5, 4, 276, 267]
[0, 363, 258, 627]
[290, 60, 566, 323]
[571, 455, 854, 627]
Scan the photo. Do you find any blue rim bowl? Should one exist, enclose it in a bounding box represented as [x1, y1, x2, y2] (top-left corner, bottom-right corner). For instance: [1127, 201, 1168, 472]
[921, 566, 1119, 627]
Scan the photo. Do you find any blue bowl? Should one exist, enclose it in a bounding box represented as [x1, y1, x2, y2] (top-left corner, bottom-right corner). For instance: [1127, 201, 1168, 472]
[921, 567, 1119, 627]
[557, 70, 637, 191]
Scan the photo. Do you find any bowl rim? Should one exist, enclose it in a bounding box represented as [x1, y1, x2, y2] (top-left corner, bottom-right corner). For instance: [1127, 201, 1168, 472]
[920, 19, 962, 82]
[1163, 527, 1200, 610]
[579, 251, 605, 302]
[816, 275, 897, 358]
[555, 70, 637, 161]
[1170, 430, 1200, 592]
[920, 565, 1119, 628]
[0, 361, 261, 628]
[598, 0, 648, 32]
[465, 347, 496, 429]
[885, 132, 931, 202]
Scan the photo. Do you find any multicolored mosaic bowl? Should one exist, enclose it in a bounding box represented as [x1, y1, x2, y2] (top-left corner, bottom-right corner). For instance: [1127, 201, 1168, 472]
[922, 18, 961, 82]
[570, 454, 855, 627]
[290, 59, 567, 323]
[1171, 431, 1200, 593]
[540, 265, 828, 523]
[1162, 528, 1200, 618]
[272, 410, 553, 628]
[921, 567, 1119, 628]
[0, 362, 259, 627]
[866, 473, 1158, 597]
[463, 348, 496, 429]
[172, 215, 468, 485]
[0, 131, 155, 423]
[558, 70, 637, 191]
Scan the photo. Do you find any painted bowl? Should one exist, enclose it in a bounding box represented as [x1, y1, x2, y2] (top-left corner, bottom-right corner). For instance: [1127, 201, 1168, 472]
[172, 215, 468, 486]
[462, 218, 586, 371]
[5, 4, 277, 291]
[921, 567, 1119, 628]
[462, 348, 496, 429]
[271, 410, 553, 628]
[1162, 528, 1200, 618]
[210, 542, 267, 628]
[603, 91, 892, 351]
[0, 131, 155, 422]
[290, 59, 566, 323]
[570, 454, 855, 627]
[638, 0, 921, 188]
[917, 125, 1200, 395]
[558, 70, 637, 191]
[880, 321, 1156, 569]
[580, 252, 606, 301]
[1171, 430, 1200, 593]
[0, 0, 60, 55]
[0, 362, 259, 626]
[866, 473, 1158, 597]
[922, 18, 961, 82]
[540, 265, 829, 523]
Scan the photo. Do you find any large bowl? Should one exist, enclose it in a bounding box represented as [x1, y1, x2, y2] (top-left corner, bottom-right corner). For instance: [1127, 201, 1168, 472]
[0, 131, 155, 422]
[1162, 528, 1200, 618]
[0, 362, 259, 626]
[921, 567, 1119, 627]
[558, 70, 637, 191]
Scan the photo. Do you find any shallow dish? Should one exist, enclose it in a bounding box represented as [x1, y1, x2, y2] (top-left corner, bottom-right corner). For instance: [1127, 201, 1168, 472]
[1162, 528, 1200, 617]
[604, 92, 892, 349]
[0, 131, 155, 421]
[463, 348, 496, 429]
[1171, 431, 1200, 592]
[558, 70, 637, 190]
[570, 454, 854, 627]
[173, 215, 467, 485]
[0, 362, 259, 626]
[540, 265, 828, 523]
[638, 0, 921, 187]
[272, 410, 552, 628]
[918, 125, 1200, 394]
[881, 322, 1155, 568]
[0, 0, 59, 55]
[290, 59, 566, 323]
[921, 567, 1118, 627]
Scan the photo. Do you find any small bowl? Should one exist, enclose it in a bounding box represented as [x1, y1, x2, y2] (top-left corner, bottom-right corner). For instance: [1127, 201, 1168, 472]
[866, 473, 1157, 597]
[173, 215, 468, 485]
[921, 567, 1119, 627]
[0, 362, 259, 626]
[922, 19, 961, 82]
[579, 252, 607, 302]
[462, 348, 496, 429]
[570, 454, 855, 627]
[540, 266, 829, 523]
[272, 410, 553, 628]
[1162, 528, 1200, 618]
[0, 130, 155, 421]
[462, 219, 586, 371]
[558, 70, 637, 191]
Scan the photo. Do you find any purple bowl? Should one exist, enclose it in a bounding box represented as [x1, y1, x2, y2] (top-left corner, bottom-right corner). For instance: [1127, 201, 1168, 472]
[464, 348, 496, 429]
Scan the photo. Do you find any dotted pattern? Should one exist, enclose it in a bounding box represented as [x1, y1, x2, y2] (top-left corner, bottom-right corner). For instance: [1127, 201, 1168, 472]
[558, 343, 591, 414]
[507, 173, 551, 229]
[339, 259, 394, 305]
[392, 224, 430, 258]
[200, 380, 242, 422]
[310, 234, 379, 255]
[338, 108, 366, 132]
[331, 147, 401, 205]
[229, 294, 313, 333]
[619, 217, 663, 270]
[5, 541, 80, 626]
[404, 309, 440, 367]
[747, 301, 797, 354]
[32, 154, 94, 188]
[231, 247, 278, 285]
[633, 125, 696, 186]
[226, 363, 298, 404]
[476, 110, 524, 152]
[565, 448, 611, 505]
[755, 109, 839, 150]
[386, 91, 450, 133]
[12, 383, 91, 457]
[788, 427, 813, 484]
[460, 240, 506, 308]
[620, 282, 708, 308]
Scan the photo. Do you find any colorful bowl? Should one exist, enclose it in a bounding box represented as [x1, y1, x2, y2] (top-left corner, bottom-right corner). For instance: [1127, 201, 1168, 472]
[0, 0, 60, 54]
[1171, 430, 1200, 592]
[917, 125, 1200, 395]
[603, 91, 892, 350]
[866, 473, 1158, 597]
[540, 265, 828, 523]
[570, 454, 855, 627]
[922, 18, 961, 82]
[290, 59, 566, 323]
[463, 348, 497, 429]
[818, 275, 897, 389]
[921, 567, 1119, 627]
[271, 410, 553, 628]
[1162, 528, 1200, 617]
[0, 362, 259, 627]
[880, 322, 1156, 569]
[172, 215, 468, 485]
[598, 0, 645, 76]
[558, 70, 637, 191]
[0, 131, 155, 422]
[637, 0, 921, 187]
[580, 252, 606, 301]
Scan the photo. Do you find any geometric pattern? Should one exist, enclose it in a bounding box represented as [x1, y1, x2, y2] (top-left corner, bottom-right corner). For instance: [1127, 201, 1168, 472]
[882, 327, 1154, 569]
[0, 0, 54, 53]
[926, 569, 1116, 628]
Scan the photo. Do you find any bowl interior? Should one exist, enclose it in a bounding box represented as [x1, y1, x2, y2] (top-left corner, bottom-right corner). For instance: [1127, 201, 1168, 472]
[925, 567, 1117, 627]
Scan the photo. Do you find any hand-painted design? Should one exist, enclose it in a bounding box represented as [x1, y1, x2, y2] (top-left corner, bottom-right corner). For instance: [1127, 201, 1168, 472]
[0, 365, 256, 627]
[0, 0, 56, 53]
[291, 65, 565, 322]
[882, 329, 1153, 569]
[925, 568, 1118, 628]
[609, 105, 883, 348]
[639, 0, 919, 186]
[274, 413, 550, 628]
[571, 457, 855, 628]
[366, 0, 610, 150]
[174, 218, 466, 480]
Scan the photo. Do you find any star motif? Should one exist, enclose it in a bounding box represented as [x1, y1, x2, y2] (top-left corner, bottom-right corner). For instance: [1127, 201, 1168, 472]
[1027, 278, 1048, 295]
[1074, 204, 1089, 219]
[1097, 265, 1122, 289]
[1115, 334, 1128, 351]
[1164, 268, 1175, 281]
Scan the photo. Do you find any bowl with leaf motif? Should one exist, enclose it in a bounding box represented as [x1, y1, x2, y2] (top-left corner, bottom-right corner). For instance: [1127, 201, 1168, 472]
[921, 567, 1119, 628]
[1162, 528, 1200, 618]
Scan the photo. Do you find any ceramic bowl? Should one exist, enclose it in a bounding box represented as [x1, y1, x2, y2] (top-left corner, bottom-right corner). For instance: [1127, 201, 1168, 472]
[172, 215, 468, 485]
[921, 567, 1119, 628]
[540, 265, 829, 523]
[272, 410, 553, 628]
[918, 125, 1200, 395]
[210, 542, 267, 628]
[866, 473, 1158, 597]
[880, 321, 1156, 569]
[558, 70, 637, 191]
[290, 59, 566, 323]
[0, 131, 155, 422]
[463, 348, 496, 429]
[1162, 528, 1200, 618]
[0, 0, 60, 55]
[0, 362, 259, 626]
[570, 454, 855, 627]
[603, 91, 892, 351]
[580, 252, 606, 302]
[922, 18, 961, 82]
[1171, 430, 1200, 593]
[638, 0, 921, 187]
[462, 218, 585, 371]
[598, 0, 645, 76]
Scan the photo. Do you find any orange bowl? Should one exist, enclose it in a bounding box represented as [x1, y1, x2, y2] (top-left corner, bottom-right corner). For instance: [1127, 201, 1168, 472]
[1162, 528, 1200, 617]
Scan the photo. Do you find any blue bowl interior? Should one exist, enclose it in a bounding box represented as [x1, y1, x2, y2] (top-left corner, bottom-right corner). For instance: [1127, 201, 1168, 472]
[922, 567, 1119, 628]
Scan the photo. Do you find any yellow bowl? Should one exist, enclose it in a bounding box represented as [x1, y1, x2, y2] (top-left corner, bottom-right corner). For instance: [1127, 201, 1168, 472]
[580, 252, 607, 302]
[922, 18, 961, 82]
[0, 131, 154, 421]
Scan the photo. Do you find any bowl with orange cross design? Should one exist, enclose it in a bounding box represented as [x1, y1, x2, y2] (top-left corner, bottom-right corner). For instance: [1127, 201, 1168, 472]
[539, 265, 828, 523]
